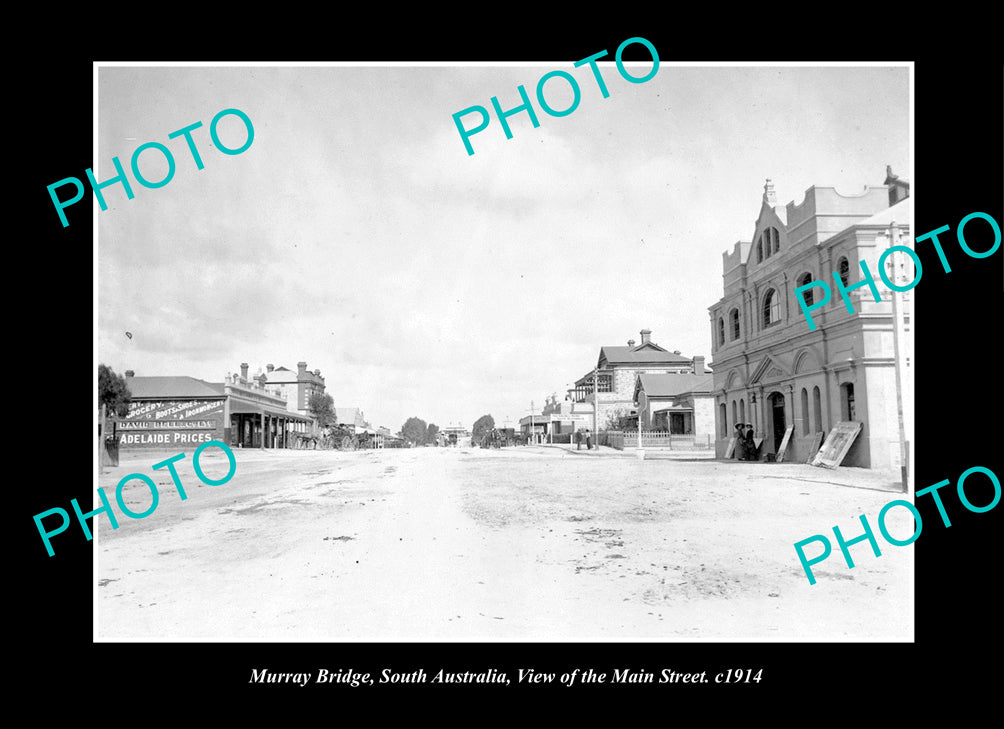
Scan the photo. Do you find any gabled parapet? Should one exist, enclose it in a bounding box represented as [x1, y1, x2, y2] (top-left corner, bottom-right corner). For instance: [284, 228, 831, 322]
[785, 185, 891, 248]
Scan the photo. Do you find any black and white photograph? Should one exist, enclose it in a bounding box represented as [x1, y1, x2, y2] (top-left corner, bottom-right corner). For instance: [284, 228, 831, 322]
[85, 61, 919, 644]
[22, 28, 1001, 708]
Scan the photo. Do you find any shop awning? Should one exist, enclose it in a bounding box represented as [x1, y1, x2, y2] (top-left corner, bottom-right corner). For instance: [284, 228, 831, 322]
[227, 398, 312, 422]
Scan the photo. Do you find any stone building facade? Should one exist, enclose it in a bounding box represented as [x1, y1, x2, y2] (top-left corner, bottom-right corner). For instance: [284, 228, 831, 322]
[708, 174, 912, 468]
[571, 329, 709, 431]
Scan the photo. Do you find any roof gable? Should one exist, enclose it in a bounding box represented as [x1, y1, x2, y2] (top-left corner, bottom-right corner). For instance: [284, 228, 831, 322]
[750, 355, 788, 385]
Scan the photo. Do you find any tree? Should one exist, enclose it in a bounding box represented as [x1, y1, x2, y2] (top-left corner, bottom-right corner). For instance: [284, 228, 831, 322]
[308, 392, 337, 428]
[604, 407, 630, 431]
[402, 416, 428, 446]
[471, 414, 495, 443]
[99, 364, 132, 417]
[427, 422, 440, 444]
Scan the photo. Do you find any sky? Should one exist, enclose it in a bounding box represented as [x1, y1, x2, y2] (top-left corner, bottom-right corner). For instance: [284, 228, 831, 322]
[96, 63, 909, 433]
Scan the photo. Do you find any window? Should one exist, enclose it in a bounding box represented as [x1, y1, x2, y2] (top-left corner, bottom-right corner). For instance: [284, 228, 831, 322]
[838, 257, 850, 287]
[763, 289, 780, 327]
[759, 227, 780, 261]
[718, 317, 725, 346]
[739, 398, 745, 425]
[801, 388, 810, 435]
[812, 386, 822, 431]
[720, 403, 727, 437]
[730, 308, 740, 340]
[732, 400, 737, 430]
[798, 273, 813, 306]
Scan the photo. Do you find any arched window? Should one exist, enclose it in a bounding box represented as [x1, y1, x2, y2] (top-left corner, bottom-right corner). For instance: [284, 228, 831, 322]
[718, 317, 725, 346]
[800, 388, 810, 435]
[838, 257, 850, 287]
[756, 240, 763, 263]
[730, 308, 740, 340]
[772, 227, 780, 254]
[739, 398, 746, 425]
[719, 403, 727, 437]
[812, 386, 822, 431]
[732, 400, 737, 430]
[763, 288, 780, 327]
[798, 272, 814, 306]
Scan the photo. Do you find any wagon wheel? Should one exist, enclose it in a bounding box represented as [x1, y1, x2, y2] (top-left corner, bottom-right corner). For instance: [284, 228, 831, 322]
[349, 436, 359, 451]
[341, 435, 354, 451]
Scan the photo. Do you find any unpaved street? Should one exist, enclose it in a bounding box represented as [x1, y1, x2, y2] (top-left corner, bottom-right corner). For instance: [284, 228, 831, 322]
[96, 446, 912, 641]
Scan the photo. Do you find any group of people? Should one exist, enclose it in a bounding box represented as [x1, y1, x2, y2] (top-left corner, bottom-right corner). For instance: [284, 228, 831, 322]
[735, 423, 758, 461]
[574, 429, 594, 450]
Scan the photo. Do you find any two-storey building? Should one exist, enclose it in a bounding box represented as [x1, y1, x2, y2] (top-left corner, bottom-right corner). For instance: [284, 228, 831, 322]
[261, 361, 326, 417]
[571, 329, 710, 431]
[708, 173, 911, 468]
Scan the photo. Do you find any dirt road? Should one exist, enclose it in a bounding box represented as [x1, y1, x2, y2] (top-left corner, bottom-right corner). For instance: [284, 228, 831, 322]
[96, 446, 912, 641]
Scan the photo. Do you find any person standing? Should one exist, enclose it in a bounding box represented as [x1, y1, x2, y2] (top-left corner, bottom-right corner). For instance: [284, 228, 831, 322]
[585, 429, 593, 450]
[575, 429, 582, 450]
[744, 423, 757, 461]
[734, 423, 746, 460]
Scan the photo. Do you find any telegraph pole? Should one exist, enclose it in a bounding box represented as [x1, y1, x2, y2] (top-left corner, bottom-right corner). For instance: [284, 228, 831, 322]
[99, 403, 106, 475]
[592, 367, 598, 449]
[887, 221, 910, 493]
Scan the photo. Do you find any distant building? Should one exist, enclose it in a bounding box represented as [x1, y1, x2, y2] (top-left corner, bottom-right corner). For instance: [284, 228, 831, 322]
[440, 424, 471, 445]
[261, 361, 326, 417]
[571, 329, 710, 430]
[708, 174, 912, 467]
[334, 407, 367, 431]
[519, 412, 551, 443]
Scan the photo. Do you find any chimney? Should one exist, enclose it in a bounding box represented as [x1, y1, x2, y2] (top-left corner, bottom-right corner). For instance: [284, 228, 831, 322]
[627, 339, 636, 348]
[240, 362, 249, 380]
[257, 374, 267, 387]
[266, 363, 274, 373]
[763, 178, 777, 206]
[314, 369, 321, 377]
[693, 356, 705, 374]
[297, 361, 307, 375]
[640, 329, 651, 346]
[124, 370, 134, 378]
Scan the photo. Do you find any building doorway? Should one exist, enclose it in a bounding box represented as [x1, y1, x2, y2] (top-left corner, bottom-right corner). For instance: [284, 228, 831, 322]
[769, 391, 786, 452]
[841, 382, 856, 421]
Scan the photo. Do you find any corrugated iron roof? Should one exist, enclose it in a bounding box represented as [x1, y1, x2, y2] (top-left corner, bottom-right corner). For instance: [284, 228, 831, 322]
[599, 345, 691, 365]
[124, 376, 225, 399]
[636, 373, 714, 398]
